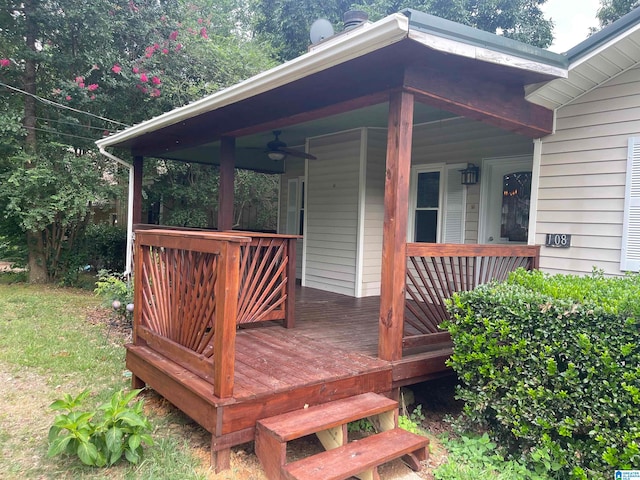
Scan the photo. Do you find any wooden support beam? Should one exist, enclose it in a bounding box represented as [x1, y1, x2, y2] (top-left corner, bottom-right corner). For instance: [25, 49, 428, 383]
[379, 91, 414, 362]
[284, 237, 297, 328]
[403, 65, 553, 138]
[218, 136, 235, 231]
[132, 156, 143, 224]
[213, 240, 241, 398]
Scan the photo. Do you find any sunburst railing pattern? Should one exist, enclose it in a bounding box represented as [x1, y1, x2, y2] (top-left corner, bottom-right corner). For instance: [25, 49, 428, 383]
[133, 229, 249, 398]
[235, 233, 298, 327]
[403, 243, 539, 350]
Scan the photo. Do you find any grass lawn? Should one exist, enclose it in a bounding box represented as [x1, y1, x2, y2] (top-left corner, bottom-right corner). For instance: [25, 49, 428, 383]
[0, 279, 545, 480]
[0, 282, 265, 480]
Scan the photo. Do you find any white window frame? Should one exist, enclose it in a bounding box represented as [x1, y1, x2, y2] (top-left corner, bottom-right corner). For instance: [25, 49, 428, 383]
[408, 163, 466, 243]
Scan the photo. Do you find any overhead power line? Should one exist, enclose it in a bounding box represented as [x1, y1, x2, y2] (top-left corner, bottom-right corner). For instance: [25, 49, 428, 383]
[0, 80, 131, 128]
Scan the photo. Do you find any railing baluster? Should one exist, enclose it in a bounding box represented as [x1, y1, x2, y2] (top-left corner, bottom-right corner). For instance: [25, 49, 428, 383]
[403, 243, 540, 352]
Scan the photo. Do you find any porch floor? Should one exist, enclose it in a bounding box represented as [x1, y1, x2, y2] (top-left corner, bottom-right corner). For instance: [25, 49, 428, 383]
[235, 285, 453, 396]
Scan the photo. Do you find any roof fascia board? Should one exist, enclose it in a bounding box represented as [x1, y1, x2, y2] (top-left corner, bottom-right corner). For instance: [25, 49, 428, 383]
[402, 8, 567, 75]
[96, 14, 409, 149]
[568, 21, 640, 70]
[407, 28, 567, 79]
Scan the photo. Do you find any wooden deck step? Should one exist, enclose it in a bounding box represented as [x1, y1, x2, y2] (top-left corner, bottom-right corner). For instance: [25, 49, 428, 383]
[283, 428, 429, 480]
[258, 392, 397, 442]
[255, 393, 428, 480]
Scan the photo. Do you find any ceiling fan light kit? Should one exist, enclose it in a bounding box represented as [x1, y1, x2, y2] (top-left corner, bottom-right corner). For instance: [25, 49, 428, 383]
[265, 130, 317, 160]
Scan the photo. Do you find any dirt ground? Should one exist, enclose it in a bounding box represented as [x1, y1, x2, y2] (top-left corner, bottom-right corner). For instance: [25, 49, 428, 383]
[0, 302, 459, 479]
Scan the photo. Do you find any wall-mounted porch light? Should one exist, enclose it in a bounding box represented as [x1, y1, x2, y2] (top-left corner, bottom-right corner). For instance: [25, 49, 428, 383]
[460, 163, 480, 185]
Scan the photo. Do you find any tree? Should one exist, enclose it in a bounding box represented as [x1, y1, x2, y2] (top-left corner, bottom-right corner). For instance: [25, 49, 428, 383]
[596, 0, 639, 27]
[0, 0, 276, 282]
[251, 0, 554, 61]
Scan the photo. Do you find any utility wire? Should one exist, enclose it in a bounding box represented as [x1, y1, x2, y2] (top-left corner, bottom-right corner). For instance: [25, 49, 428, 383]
[23, 125, 103, 142]
[35, 116, 119, 133]
[0, 80, 131, 128]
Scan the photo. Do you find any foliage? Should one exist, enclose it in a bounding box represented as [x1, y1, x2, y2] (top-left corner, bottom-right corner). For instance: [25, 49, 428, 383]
[596, 0, 640, 28]
[399, 404, 426, 435]
[0, 0, 277, 282]
[145, 161, 279, 230]
[94, 269, 134, 322]
[347, 418, 375, 433]
[0, 148, 115, 282]
[48, 389, 153, 467]
[252, 0, 554, 61]
[434, 433, 546, 480]
[443, 269, 640, 478]
[84, 223, 126, 272]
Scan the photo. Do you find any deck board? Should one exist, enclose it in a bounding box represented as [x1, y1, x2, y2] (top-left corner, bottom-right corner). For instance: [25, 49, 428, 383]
[230, 286, 452, 402]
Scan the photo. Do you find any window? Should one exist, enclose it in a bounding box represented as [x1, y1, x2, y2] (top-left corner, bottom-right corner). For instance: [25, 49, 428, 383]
[415, 171, 440, 242]
[621, 138, 640, 271]
[409, 164, 465, 243]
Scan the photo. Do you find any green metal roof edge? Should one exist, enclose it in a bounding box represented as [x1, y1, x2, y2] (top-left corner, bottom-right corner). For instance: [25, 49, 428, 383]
[401, 8, 568, 70]
[565, 6, 640, 62]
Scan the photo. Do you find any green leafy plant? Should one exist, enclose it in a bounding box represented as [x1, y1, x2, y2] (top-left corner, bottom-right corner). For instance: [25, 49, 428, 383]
[443, 268, 640, 478]
[347, 418, 375, 433]
[94, 269, 134, 323]
[399, 403, 426, 435]
[434, 433, 546, 480]
[48, 388, 153, 467]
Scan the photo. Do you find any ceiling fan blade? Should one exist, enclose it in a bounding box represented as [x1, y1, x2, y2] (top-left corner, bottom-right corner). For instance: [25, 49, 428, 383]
[280, 146, 317, 160]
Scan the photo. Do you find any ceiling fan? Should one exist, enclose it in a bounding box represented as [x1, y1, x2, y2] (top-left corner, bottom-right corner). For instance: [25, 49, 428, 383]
[264, 130, 317, 160]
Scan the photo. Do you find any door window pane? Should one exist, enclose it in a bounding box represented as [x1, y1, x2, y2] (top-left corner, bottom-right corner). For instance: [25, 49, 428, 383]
[501, 171, 531, 242]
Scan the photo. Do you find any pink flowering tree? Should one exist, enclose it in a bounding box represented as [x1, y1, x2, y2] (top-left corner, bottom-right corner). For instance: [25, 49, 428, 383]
[0, 0, 275, 282]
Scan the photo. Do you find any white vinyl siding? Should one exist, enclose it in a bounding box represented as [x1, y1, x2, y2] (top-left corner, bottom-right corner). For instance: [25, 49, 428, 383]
[304, 130, 361, 295]
[537, 65, 640, 275]
[361, 128, 387, 297]
[621, 137, 640, 271]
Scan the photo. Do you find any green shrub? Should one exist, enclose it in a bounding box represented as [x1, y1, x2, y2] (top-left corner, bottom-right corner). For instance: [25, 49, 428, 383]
[84, 223, 126, 272]
[443, 269, 640, 478]
[48, 389, 153, 467]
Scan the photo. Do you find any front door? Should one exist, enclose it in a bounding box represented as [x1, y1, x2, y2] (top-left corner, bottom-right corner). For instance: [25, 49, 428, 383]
[479, 156, 533, 244]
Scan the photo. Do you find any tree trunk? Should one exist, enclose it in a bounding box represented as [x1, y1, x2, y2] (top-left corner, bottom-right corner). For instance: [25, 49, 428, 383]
[23, 0, 47, 283]
[27, 231, 47, 283]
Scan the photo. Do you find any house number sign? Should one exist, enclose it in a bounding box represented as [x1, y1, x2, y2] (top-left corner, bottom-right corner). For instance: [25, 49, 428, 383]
[545, 234, 571, 248]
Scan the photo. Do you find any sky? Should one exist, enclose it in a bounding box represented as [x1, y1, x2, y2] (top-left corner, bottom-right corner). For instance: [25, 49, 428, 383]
[542, 0, 601, 53]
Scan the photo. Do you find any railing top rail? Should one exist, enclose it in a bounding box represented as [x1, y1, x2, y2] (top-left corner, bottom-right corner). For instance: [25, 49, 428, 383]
[134, 224, 301, 240]
[136, 229, 250, 254]
[406, 243, 540, 258]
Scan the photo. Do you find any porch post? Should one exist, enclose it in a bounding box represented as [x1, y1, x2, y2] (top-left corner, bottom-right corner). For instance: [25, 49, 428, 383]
[379, 91, 414, 361]
[218, 137, 235, 231]
[132, 156, 143, 225]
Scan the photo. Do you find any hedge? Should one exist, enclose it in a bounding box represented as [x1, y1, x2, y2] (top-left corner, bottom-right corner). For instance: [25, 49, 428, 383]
[444, 269, 640, 479]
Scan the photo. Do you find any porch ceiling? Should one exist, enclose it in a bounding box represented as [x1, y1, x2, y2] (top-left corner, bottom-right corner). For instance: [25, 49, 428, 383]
[97, 11, 567, 173]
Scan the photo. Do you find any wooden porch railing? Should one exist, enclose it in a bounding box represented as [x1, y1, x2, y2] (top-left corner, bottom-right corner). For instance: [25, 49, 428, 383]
[133, 229, 249, 398]
[132, 228, 299, 398]
[403, 243, 540, 350]
[234, 232, 297, 327]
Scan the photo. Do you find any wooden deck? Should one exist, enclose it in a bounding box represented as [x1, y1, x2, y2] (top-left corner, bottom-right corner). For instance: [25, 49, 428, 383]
[128, 228, 538, 471]
[127, 286, 452, 454]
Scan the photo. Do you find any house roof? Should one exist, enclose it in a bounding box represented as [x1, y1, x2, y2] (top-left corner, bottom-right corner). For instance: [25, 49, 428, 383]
[525, 7, 640, 110]
[96, 10, 568, 171]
